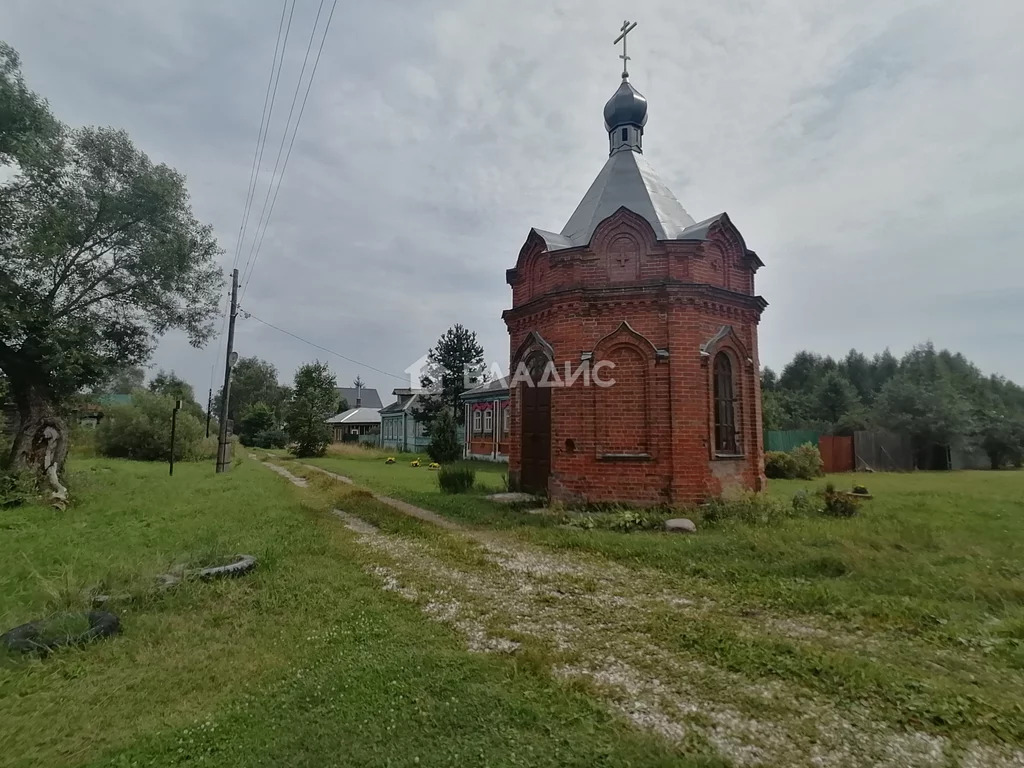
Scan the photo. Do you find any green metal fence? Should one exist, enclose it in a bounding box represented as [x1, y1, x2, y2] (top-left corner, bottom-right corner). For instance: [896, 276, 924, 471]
[765, 430, 820, 453]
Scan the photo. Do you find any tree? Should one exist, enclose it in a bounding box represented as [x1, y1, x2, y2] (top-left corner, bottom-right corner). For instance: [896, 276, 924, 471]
[238, 402, 278, 447]
[0, 45, 222, 501]
[417, 324, 485, 428]
[874, 374, 972, 468]
[148, 370, 203, 420]
[285, 361, 336, 457]
[95, 366, 146, 394]
[212, 356, 286, 423]
[974, 408, 1024, 469]
[427, 408, 462, 464]
[0, 43, 58, 168]
[336, 396, 349, 414]
[148, 370, 194, 402]
[811, 371, 866, 432]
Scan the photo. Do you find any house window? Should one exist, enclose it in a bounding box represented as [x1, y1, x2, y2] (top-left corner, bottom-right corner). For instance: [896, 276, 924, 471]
[483, 408, 493, 434]
[503, 404, 510, 434]
[472, 409, 482, 434]
[714, 352, 738, 454]
[417, 420, 426, 437]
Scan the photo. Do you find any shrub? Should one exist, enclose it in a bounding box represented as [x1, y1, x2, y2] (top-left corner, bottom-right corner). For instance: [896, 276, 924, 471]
[701, 490, 792, 527]
[791, 443, 825, 478]
[764, 443, 823, 480]
[791, 489, 825, 516]
[437, 464, 475, 494]
[765, 451, 798, 479]
[426, 409, 462, 464]
[97, 391, 205, 461]
[0, 468, 38, 507]
[251, 428, 287, 449]
[821, 482, 860, 517]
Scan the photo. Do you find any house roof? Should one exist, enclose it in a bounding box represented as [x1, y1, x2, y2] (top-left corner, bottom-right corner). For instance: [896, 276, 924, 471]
[460, 377, 509, 400]
[558, 144, 697, 248]
[334, 387, 382, 409]
[325, 407, 381, 425]
[97, 393, 133, 407]
[380, 393, 424, 415]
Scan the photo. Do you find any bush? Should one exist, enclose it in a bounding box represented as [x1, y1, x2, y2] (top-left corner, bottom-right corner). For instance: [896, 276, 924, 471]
[0, 468, 38, 508]
[252, 428, 287, 449]
[765, 451, 798, 479]
[791, 489, 825, 516]
[437, 464, 475, 494]
[821, 482, 860, 517]
[97, 391, 205, 461]
[764, 443, 823, 480]
[426, 409, 462, 464]
[701, 490, 792, 527]
[791, 443, 825, 478]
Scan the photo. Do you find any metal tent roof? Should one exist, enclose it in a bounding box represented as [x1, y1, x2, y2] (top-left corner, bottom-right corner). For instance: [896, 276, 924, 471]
[559, 149, 697, 248]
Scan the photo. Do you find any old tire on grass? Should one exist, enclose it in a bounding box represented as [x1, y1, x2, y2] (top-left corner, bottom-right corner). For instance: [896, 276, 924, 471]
[197, 554, 257, 581]
[1, 611, 120, 654]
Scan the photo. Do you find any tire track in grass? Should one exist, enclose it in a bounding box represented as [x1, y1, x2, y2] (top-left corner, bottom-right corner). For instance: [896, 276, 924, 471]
[260, 459, 1024, 768]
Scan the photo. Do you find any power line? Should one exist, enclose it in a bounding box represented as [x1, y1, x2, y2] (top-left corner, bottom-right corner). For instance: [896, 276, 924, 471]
[240, 0, 339, 299]
[241, 309, 410, 383]
[208, 0, 295, 394]
[234, 0, 296, 272]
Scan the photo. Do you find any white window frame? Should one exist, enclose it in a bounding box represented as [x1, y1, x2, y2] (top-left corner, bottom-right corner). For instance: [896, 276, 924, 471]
[483, 408, 493, 434]
[503, 403, 510, 434]
[472, 409, 482, 434]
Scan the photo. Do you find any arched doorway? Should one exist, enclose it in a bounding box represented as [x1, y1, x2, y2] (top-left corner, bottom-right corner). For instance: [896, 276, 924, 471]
[520, 352, 551, 494]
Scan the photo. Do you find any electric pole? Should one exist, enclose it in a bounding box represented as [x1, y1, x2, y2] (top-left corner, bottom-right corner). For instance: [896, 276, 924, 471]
[205, 388, 213, 438]
[216, 268, 239, 473]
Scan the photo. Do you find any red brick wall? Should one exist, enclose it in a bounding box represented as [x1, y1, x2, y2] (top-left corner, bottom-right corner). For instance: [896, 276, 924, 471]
[504, 209, 766, 505]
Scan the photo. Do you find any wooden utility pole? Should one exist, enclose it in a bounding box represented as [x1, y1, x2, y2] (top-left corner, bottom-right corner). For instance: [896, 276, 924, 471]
[205, 388, 213, 438]
[216, 269, 239, 473]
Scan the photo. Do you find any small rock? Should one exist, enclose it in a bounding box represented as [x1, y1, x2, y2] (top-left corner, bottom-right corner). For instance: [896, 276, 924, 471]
[664, 518, 697, 534]
[486, 492, 536, 504]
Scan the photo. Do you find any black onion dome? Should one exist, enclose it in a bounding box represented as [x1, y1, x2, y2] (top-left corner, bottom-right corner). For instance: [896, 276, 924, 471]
[603, 79, 648, 131]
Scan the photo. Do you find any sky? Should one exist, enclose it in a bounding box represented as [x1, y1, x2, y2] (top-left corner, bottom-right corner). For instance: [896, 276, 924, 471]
[5, 0, 1024, 401]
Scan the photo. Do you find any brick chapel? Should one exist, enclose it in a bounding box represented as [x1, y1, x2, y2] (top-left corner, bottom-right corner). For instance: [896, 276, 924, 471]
[502, 41, 768, 505]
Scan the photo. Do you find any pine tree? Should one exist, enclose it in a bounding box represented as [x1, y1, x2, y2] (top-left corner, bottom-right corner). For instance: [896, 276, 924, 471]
[427, 408, 462, 464]
[417, 324, 485, 428]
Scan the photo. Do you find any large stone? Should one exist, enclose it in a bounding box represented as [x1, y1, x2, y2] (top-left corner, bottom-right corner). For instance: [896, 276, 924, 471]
[664, 518, 697, 534]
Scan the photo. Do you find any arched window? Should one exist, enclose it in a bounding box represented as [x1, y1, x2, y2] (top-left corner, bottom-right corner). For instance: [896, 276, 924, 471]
[714, 353, 738, 454]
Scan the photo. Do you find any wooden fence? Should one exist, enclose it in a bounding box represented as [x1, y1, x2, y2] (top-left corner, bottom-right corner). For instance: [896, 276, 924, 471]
[819, 435, 855, 473]
[853, 430, 914, 471]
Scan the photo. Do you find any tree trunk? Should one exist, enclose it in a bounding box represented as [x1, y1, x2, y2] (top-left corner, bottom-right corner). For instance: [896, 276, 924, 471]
[8, 377, 69, 508]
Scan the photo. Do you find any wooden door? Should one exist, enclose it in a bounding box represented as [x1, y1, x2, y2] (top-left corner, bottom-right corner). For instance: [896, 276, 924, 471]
[520, 354, 551, 494]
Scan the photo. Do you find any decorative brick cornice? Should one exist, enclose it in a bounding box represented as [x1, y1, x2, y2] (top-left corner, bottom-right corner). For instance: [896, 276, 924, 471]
[503, 281, 767, 323]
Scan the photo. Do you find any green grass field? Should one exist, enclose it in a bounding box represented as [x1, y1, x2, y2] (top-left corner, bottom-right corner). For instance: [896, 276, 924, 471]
[0, 458, 698, 768]
[4, 452, 1024, 766]
[273, 449, 1024, 763]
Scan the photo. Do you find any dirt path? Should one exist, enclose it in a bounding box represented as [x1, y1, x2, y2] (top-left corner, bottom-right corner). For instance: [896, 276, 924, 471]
[260, 459, 1023, 768]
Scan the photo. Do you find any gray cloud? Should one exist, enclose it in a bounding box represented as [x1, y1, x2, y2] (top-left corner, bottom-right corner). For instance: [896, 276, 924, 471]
[5, 0, 1023, 400]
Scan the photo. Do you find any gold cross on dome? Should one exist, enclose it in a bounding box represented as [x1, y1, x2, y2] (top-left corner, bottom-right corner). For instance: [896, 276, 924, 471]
[614, 20, 637, 79]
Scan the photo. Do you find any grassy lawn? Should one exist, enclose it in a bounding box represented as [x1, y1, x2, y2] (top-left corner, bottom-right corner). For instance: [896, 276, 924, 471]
[268, 450, 1024, 759]
[288, 445, 519, 527]
[0, 458, 703, 768]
